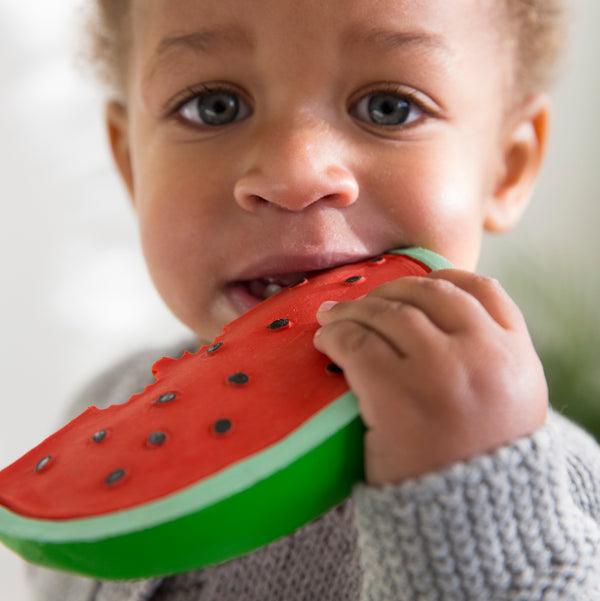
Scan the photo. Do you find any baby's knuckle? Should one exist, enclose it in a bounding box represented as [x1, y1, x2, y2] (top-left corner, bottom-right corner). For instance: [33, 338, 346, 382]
[366, 297, 404, 320]
[390, 302, 421, 326]
[420, 275, 455, 294]
[330, 320, 372, 355]
[475, 274, 504, 294]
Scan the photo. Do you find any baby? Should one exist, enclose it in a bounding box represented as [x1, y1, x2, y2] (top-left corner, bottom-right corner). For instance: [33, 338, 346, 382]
[30, 0, 600, 599]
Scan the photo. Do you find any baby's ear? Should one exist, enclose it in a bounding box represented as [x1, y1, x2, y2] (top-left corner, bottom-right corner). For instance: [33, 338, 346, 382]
[484, 94, 551, 233]
[106, 101, 135, 201]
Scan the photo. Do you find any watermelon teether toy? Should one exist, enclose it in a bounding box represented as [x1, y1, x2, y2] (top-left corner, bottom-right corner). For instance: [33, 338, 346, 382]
[0, 248, 451, 579]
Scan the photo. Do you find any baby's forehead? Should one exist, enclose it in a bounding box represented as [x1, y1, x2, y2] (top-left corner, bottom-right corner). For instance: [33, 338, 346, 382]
[132, 0, 499, 36]
[130, 0, 504, 62]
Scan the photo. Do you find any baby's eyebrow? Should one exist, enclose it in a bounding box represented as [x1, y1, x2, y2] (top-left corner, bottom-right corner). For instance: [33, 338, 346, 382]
[144, 25, 253, 83]
[155, 27, 252, 56]
[343, 26, 450, 55]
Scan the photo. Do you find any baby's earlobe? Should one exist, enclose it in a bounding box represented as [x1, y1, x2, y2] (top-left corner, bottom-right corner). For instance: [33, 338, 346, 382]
[485, 94, 551, 233]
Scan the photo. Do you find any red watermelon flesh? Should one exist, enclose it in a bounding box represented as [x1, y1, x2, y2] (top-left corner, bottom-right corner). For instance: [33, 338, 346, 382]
[0, 252, 432, 521]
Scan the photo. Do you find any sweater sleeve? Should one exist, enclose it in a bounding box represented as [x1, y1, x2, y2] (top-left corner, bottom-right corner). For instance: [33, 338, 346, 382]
[352, 411, 600, 600]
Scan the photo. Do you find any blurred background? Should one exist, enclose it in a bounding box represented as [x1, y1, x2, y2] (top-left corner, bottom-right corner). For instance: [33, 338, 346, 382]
[0, 1, 598, 599]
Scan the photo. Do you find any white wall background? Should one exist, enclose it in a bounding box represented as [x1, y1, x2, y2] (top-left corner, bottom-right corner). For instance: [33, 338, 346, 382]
[0, 1, 598, 599]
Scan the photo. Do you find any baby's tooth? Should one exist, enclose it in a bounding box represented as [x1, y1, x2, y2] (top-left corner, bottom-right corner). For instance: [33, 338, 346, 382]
[264, 283, 283, 299]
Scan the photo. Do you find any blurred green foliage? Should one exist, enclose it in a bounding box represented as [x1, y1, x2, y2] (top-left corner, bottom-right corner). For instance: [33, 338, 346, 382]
[499, 252, 600, 440]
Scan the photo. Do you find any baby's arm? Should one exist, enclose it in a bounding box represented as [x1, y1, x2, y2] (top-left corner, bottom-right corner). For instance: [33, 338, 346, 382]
[353, 414, 600, 599]
[314, 270, 548, 484]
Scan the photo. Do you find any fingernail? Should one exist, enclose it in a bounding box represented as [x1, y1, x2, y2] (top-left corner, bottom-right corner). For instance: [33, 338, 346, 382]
[313, 327, 323, 339]
[318, 301, 338, 313]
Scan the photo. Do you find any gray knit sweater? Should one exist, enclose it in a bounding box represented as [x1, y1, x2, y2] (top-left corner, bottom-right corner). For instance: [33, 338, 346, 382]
[28, 343, 600, 601]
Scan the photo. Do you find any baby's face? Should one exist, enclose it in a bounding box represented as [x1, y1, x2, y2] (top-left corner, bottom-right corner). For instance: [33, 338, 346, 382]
[115, 0, 526, 342]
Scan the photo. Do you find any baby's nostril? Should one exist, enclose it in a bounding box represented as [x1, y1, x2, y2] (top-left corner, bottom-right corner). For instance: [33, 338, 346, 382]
[250, 194, 270, 205]
[235, 191, 271, 211]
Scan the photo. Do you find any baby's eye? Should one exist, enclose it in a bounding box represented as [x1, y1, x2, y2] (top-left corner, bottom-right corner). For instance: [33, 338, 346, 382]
[178, 88, 251, 126]
[351, 91, 424, 127]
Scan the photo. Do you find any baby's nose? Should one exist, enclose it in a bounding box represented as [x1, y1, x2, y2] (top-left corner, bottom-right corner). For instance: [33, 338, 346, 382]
[233, 121, 359, 212]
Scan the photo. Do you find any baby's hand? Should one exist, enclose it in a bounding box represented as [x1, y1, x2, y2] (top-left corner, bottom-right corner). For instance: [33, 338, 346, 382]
[313, 270, 548, 486]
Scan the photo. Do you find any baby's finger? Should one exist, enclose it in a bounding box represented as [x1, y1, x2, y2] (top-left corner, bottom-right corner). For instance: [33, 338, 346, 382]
[425, 269, 525, 330]
[313, 319, 413, 429]
[316, 295, 441, 358]
[362, 274, 492, 334]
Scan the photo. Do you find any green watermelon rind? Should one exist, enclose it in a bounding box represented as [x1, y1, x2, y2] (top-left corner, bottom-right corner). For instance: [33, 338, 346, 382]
[0, 247, 451, 579]
[0, 391, 364, 579]
[391, 247, 454, 271]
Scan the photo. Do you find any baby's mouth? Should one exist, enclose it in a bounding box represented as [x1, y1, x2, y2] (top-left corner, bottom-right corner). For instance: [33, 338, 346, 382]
[227, 272, 312, 315]
[227, 250, 380, 315]
[243, 273, 309, 301]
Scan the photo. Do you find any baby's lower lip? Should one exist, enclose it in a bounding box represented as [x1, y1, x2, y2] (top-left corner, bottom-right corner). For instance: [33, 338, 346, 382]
[226, 282, 263, 315]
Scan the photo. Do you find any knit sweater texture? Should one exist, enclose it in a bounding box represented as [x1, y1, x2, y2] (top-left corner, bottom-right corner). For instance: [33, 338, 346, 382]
[28, 343, 600, 601]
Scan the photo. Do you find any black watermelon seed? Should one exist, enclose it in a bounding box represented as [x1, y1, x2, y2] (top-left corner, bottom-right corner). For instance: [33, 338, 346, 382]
[35, 456, 52, 473]
[155, 392, 177, 404]
[267, 318, 290, 330]
[92, 430, 107, 443]
[213, 419, 233, 435]
[326, 363, 344, 374]
[207, 342, 223, 354]
[290, 277, 308, 288]
[148, 431, 167, 446]
[228, 372, 249, 385]
[369, 256, 385, 264]
[105, 469, 126, 485]
[344, 275, 363, 284]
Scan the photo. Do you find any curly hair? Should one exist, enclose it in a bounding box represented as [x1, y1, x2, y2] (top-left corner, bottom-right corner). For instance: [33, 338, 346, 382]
[82, 0, 567, 104]
[504, 0, 568, 98]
